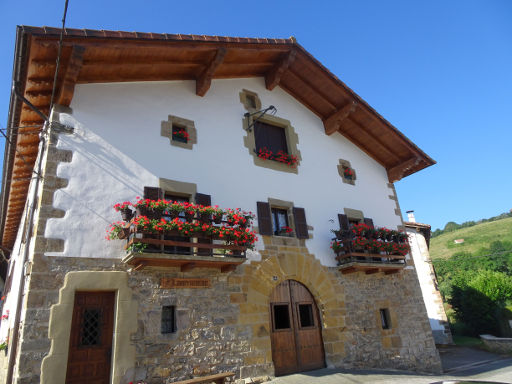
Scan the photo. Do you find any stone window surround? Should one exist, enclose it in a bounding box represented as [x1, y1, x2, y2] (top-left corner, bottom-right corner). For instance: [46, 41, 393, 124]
[239, 88, 262, 113]
[240, 90, 301, 174]
[375, 300, 399, 338]
[159, 177, 197, 202]
[161, 114, 197, 150]
[343, 208, 364, 223]
[337, 159, 356, 185]
[40, 271, 137, 384]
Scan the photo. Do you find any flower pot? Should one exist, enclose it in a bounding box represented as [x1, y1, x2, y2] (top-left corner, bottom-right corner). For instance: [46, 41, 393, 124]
[213, 215, 223, 225]
[118, 228, 130, 240]
[136, 207, 161, 220]
[120, 208, 133, 222]
[199, 213, 211, 223]
[238, 221, 248, 229]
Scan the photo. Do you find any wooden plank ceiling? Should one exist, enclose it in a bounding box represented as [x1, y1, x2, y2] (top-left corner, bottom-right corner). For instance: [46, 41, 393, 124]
[1, 26, 435, 249]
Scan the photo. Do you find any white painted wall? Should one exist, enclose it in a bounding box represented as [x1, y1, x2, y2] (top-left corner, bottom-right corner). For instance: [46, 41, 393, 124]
[408, 228, 446, 331]
[46, 77, 403, 267]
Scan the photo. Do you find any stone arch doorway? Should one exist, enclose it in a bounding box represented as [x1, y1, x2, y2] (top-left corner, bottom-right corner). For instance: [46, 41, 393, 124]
[269, 280, 326, 376]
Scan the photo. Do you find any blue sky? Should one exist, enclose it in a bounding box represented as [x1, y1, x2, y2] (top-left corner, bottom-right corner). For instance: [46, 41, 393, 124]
[1, 0, 511, 231]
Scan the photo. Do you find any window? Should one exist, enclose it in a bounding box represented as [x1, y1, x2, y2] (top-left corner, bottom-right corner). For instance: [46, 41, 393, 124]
[298, 304, 315, 328]
[171, 124, 188, 144]
[164, 193, 191, 255]
[257, 200, 309, 239]
[246, 94, 257, 109]
[80, 309, 102, 346]
[241, 93, 302, 174]
[380, 308, 391, 330]
[272, 304, 291, 330]
[337, 159, 356, 185]
[161, 114, 196, 150]
[161, 306, 176, 334]
[271, 208, 290, 236]
[255, 121, 288, 155]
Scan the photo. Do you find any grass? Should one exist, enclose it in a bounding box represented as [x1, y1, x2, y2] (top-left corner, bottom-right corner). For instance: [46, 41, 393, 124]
[452, 334, 483, 347]
[430, 217, 512, 259]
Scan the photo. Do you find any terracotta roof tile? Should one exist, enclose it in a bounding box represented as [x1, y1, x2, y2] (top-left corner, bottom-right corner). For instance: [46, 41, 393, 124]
[21, 25, 296, 45]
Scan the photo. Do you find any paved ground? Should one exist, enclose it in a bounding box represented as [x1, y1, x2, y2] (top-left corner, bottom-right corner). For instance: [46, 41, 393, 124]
[268, 346, 512, 384]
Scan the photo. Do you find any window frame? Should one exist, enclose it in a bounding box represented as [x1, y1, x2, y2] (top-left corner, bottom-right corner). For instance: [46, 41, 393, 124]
[161, 305, 177, 334]
[271, 207, 291, 236]
[240, 90, 302, 174]
[161, 114, 197, 150]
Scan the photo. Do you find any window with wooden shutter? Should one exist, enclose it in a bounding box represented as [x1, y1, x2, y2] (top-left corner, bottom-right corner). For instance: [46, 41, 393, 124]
[254, 122, 288, 154]
[271, 208, 290, 236]
[195, 193, 212, 256]
[144, 186, 163, 200]
[257, 202, 273, 236]
[293, 207, 309, 239]
[363, 218, 374, 228]
[142, 187, 164, 252]
[338, 214, 350, 231]
[164, 193, 190, 255]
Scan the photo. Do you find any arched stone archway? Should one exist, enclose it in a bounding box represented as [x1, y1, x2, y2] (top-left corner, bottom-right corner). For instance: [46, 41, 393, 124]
[232, 248, 346, 375]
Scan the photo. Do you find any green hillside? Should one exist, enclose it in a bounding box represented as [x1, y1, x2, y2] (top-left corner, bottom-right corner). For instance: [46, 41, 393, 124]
[430, 217, 512, 259]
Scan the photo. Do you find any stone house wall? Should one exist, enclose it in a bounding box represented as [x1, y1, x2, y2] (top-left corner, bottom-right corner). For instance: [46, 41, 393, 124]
[13, 237, 442, 383]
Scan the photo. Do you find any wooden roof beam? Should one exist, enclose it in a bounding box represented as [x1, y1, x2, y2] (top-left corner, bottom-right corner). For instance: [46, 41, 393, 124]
[196, 48, 227, 96]
[387, 157, 423, 182]
[324, 101, 358, 135]
[265, 49, 296, 90]
[57, 45, 85, 106]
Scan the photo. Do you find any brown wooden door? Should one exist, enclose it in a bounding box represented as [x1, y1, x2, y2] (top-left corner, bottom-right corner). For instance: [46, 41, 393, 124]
[270, 280, 325, 376]
[66, 291, 115, 384]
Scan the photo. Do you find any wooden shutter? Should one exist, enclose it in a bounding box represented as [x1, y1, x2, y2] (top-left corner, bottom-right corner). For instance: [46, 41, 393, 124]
[338, 214, 350, 231]
[254, 122, 288, 154]
[257, 202, 273, 236]
[194, 193, 211, 206]
[2, 261, 14, 296]
[195, 193, 212, 256]
[363, 218, 374, 228]
[144, 186, 163, 200]
[293, 207, 309, 239]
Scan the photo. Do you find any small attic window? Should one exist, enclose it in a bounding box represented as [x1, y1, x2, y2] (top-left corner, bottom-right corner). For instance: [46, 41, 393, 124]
[172, 124, 189, 143]
[161, 114, 196, 150]
[246, 94, 257, 109]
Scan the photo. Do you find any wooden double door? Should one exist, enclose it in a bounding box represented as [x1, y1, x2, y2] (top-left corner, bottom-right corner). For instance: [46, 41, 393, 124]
[66, 291, 115, 384]
[270, 280, 325, 376]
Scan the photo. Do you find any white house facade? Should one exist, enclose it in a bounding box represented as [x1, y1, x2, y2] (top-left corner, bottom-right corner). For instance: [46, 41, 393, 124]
[0, 26, 441, 384]
[405, 214, 453, 344]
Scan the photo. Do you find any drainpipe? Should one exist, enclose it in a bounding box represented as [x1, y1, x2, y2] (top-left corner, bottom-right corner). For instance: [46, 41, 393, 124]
[5, 112, 47, 384]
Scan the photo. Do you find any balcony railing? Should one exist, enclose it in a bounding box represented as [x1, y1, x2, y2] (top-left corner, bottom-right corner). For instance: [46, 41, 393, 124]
[332, 226, 408, 275]
[109, 200, 256, 272]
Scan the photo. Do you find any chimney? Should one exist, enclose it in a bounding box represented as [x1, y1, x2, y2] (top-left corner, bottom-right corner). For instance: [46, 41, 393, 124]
[406, 210, 416, 223]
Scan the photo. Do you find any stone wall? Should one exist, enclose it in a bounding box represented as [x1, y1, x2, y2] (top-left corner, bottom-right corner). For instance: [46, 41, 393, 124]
[340, 270, 442, 372]
[480, 334, 512, 354]
[17, 255, 255, 384]
[14, 238, 442, 383]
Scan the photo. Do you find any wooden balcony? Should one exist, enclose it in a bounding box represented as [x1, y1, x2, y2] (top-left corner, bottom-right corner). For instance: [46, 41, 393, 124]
[332, 227, 408, 275]
[336, 252, 406, 275]
[122, 229, 247, 273]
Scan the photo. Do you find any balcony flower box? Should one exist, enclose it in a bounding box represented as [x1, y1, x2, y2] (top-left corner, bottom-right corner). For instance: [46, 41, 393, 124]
[107, 199, 257, 272]
[330, 223, 409, 275]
